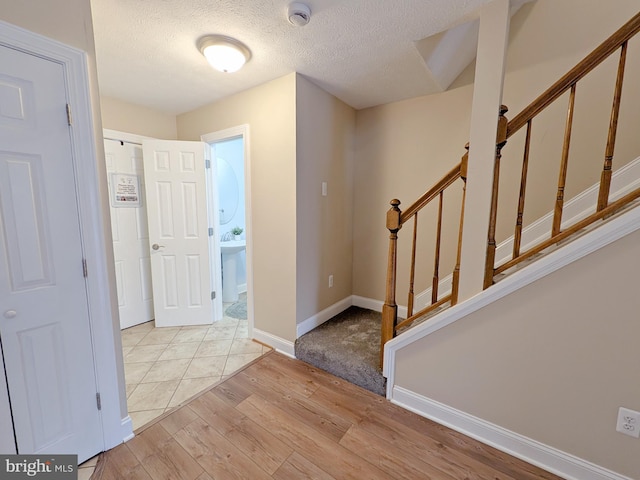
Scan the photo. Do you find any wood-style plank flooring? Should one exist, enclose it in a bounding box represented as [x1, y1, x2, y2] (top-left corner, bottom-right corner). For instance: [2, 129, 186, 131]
[93, 352, 563, 480]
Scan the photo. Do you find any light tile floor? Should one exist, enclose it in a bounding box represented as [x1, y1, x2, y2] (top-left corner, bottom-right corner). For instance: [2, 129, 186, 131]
[79, 295, 268, 478]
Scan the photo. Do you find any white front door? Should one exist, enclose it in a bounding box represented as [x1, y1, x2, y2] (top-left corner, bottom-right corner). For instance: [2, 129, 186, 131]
[104, 139, 154, 329]
[0, 45, 102, 461]
[142, 140, 214, 327]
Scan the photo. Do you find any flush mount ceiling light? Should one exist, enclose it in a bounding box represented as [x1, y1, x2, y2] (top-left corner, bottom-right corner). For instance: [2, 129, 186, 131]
[197, 35, 251, 73]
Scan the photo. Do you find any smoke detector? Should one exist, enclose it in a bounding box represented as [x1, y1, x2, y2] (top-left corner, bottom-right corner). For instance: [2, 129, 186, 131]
[287, 2, 311, 26]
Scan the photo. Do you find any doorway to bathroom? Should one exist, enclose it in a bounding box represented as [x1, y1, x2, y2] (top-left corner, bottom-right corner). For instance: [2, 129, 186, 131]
[202, 125, 252, 332]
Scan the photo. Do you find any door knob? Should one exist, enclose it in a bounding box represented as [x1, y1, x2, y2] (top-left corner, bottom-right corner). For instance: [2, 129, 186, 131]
[152, 243, 165, 251]
[3, 310, 17, 319]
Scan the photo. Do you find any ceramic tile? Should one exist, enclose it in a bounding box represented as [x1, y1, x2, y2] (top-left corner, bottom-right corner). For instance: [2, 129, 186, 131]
[167, 377, 220, 408]
[124, 344, 166, 364]
[137, 327, 181, 345]
[171, 327, 209, 344]
[213, 318, 239, 328]
[229, 338, 262, 355]
[121, 346, 134, 356]
[129, 409, 166, 431]
[77, 467, 94, 480]
[234, 325, 249, 339]
[204, 325, 237, 340]
[141, 358, 190, 383]
[223, 353, 261, 376]
[126, 384, 137, 399]
[79, 455, 99, 469]
[183, 356, 227, 379]
[125, 321, 155, 334]
[157, 342, 200, 361]
[127, 380, 180, 411]
[195, 339, 233, 357]
[120, 332, 147, 347]
[124, 361, 154, 384]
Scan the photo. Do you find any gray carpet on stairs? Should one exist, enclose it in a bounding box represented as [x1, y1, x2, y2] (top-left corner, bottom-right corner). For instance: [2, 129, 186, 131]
[294, 306, 386, 396]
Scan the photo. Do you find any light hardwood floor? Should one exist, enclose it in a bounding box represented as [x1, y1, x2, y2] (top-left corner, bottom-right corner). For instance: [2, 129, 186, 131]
[93, 352, 563, 480]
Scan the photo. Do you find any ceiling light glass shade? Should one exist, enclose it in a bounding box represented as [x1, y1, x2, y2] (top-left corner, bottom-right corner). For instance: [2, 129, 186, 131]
[198, 35, 251, 73]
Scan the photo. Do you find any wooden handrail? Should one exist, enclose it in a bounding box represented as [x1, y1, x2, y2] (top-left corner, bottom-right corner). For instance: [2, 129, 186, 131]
[381, 153, 467, 366]
[507, 11, 640, 138]
[484, 11, 640, 289]
[400, 163, 462, 223]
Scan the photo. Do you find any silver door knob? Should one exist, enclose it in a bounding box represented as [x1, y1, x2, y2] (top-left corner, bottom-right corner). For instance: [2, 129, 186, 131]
[152, 243, 164, 250]
[3, 310, 17, 319]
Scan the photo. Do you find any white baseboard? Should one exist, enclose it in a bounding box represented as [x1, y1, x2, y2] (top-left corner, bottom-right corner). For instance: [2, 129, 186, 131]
[121, 416, 134, 443]
[352, 295, 408, 319]
[296, 296, 353, 337]
[252, 328, 295, 357]
[391, 386, 634, 480]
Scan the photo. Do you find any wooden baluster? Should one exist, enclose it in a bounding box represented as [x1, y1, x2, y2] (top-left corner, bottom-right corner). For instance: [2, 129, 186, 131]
[513, 120, 532, 258]
[451, 146, 469, 305]
[484, 106, 509, 290]
[597, 41, 628, 211]
[432, 192, 443, 304]
[407, 214, 418, 317]
[552, 84, 576, 237]
[381, 199, 402, 367]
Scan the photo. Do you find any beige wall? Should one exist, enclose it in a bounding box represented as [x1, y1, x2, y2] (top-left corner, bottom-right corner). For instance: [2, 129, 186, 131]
[177, 74, 297, 342]
[394, 226, 640, 478]
[353, 0, 640, 303]
[295, 75, 356, 322]
[101, 96, 178, 139]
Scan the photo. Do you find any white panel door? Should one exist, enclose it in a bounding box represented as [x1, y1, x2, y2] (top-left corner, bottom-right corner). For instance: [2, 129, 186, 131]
[0, 45, 102, 461]
[104, 139, 154, 329]
[143, 140, 213, 327]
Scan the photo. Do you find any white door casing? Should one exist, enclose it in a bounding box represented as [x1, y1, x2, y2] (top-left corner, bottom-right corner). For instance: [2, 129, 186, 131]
[0, 44, 103, 459]
[104, 139, 154, 329]
[143, 140, 214, 327]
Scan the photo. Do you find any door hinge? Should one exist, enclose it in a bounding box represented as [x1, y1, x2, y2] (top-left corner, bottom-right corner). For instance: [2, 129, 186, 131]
[211, 291, 216, 300]
[208, 227, 214, 237]
[96, 392, 102, 411]
[82, 258, 88, 278]
[205, 159, 211, 169]
[66, 103, 73, 126]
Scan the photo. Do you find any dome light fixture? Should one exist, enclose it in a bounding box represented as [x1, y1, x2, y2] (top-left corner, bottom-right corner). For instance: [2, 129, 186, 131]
[197, 35, 251, 73]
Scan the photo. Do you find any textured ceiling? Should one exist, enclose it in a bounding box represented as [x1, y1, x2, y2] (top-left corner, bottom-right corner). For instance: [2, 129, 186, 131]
[91, 0, 508, 115]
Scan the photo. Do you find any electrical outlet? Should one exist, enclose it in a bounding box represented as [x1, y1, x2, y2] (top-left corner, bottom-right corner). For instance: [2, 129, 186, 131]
[616, 407, 640, 438]
[328, 274, 333, 288]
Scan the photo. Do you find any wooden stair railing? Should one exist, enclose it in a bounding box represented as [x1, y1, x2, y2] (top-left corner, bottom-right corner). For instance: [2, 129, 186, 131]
[380, 147, 468, 366]
[484, 11, 640, 288]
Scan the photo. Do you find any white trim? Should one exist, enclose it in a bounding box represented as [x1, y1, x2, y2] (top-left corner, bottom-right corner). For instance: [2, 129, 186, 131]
[391, 387, 634, 480]
[413, 155, 640, 311]
[201, 126, 254, 337]
[352, 295, 408, 319]
[121, 416, 134, 443]
[296, 296, 353, 337]
[252, 328, 295, 357]
[0, 21, 130, 451]
[103, 128, 155, 145]
[384, 202, 640, 380]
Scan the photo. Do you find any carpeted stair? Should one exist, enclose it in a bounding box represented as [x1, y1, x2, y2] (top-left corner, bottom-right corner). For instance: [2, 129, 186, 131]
[294, 306, 387, 396]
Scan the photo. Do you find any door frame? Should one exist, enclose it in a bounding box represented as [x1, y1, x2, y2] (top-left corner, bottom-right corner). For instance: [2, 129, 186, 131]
[202, 125, 254, 336]
[0, 21, 132, 450]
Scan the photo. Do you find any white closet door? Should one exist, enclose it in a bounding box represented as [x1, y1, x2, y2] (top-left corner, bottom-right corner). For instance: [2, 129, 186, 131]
[104, 139, 154, 329]
[0, 43, 102, 462]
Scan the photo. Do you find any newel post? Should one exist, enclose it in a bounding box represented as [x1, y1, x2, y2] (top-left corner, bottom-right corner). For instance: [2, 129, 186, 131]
[380, 199, 402, 367]
[483, 105, 509, 289]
